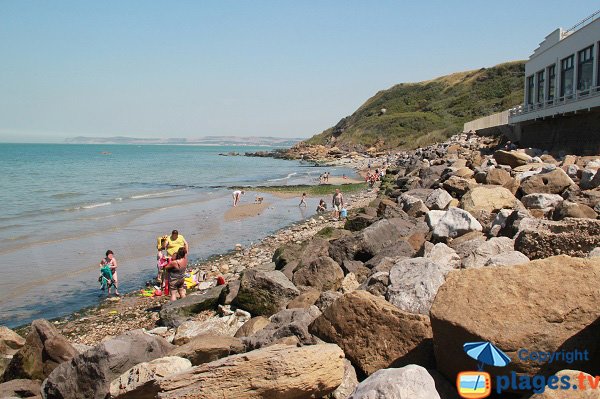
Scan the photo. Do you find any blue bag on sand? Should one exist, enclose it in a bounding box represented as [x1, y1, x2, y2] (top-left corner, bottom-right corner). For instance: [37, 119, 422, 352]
[340, 208, 348, 218]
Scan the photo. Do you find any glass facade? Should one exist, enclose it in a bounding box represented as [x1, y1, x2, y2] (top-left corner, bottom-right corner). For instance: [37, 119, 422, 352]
[547, 64, 556, 103]
[560, 55, 574, 98]
[577, 46, 593, 93]
[536, 70, 545, 104]
[527, 75, 534, 105]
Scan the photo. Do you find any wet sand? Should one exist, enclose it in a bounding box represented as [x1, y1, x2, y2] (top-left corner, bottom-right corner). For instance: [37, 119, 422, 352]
[224, 202, 271, 221]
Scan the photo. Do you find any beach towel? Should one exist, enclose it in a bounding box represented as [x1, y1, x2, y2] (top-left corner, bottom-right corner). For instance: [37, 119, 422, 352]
[99, 265, 114, 291]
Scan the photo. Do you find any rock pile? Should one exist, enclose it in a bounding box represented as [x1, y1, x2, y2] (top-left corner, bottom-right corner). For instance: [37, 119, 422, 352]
[3, 133, 600, 398]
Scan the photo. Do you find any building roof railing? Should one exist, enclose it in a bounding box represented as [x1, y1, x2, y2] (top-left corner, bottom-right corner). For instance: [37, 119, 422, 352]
[563, 10, 600, 37]
[509, 86, 600, 120]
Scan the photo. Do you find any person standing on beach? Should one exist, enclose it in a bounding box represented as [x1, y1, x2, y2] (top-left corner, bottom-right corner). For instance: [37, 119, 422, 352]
[299, 192, 307, 207]
[100, 250, 120, 296]
[332, 188, 344, 220]
[166, 230, 188, 258]
[165, 247, 188, 301]
[232, 190, 244, 207]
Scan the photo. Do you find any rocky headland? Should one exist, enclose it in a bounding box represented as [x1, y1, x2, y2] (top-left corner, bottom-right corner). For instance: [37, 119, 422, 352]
[3, 132, 600, 398]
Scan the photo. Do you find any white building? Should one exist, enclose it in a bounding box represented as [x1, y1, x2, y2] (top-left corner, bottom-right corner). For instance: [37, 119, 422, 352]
[509, 11, 600, 123]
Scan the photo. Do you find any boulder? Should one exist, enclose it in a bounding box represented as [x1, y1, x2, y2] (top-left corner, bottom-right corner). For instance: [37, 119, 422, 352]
[109, 356, 192, 399]
[428, 208, 483, 240]
[345, 213, 378, 231]
[358, 272, 389, 297]
[377, 198, 406, 219]
[41, 329, 173, 399]
[0, 378, 41, 398]
[273, 237, 329, 270]
[315, 291, 343, 311]
[484, 251, 530, 267]
[340, 273, 360, 293]
[423, 243, 461, 269]
[0, 327, 25, 378]
[493, 150, 531, 168]
[172, 312, 248, 345]
[134, 344, 345, 399]
[159, 286, 225, 327]
[341, 260, 370, 283]
[234, 316, 270, 338]
[455, 236, 515, 268]
[553, 201, 598, 220]
[520, 168, 575, 195]
[521, 193, 564, 209]
[292, 256, 345, 291]
[430, 256, 600, 384]
[515, 217, 600, 259]
[3, 319, 77, 381]
[486, 167, 518, 193]
[243, 306, 321, 350]
[348, 365, 441, 399]
[326, 359, 359, 399]
[442, 176, 477, 198]
[170, 335, 245, 366]
[589, 247, 600, 258]
[529, 370, 600, 398]
[386, 258, 454, 314]
[309, 290, 433, 376]
[218, 280, 240, 305]
[233, 269, 299, 316]
[286, 288, 321, 309]
[424, 189, 453, 210]
[460, 186, 519, 214]
[398, 194, 429, 217]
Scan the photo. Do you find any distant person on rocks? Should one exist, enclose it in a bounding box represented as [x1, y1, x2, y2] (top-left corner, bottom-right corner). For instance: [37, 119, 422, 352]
[332, 188, 344, 220]
[316, 199, 327, 213]
[165, 247, 188, 301]
[166, 230, 188, 258]
[99, 249, 120, 296]
[232, 190, 244, 207]
[299, 192, 307, 207]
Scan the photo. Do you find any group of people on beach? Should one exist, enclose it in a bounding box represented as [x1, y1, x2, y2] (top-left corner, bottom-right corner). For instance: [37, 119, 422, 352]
[99, 229, 190, 302]
[365, 166, 386, 187]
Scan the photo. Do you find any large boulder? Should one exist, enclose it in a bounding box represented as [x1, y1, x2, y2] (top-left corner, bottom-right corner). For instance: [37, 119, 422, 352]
[430, 256, 600, 384]
[442, 176, 477, 198]
[0, 327, 25, 378]
[243, 306, 321, 350]
[348, 365, 441, 399]
[326, 359, 359, 399]
[0, 379, 41, 398]
[3, 319, 77, 381]
[345, 213, 378, 231]
[386, 258, 454, 314]
[520, 168, 575, 195]
[233, 269, 299, 316]
[41, 329, 173, 399]
[423, 243, 461, 269]
[292, 256, 344, 291]
[109, 356, 192, 399]
[493, 150, 531, 168]
[234, 316, 270, 338]
[484, 251, 529, 267]
[131, 344, 345, 399]
[486, 167, 518, 193]
[159, 286, 225, 327]
[286, 288, 321, 309]
[272, 237, 330, 271]
[460, 186, 519, 214]
[169, 335, 245, 366]
[309, 290, 433, 376]
[553, 201, 598, 220]
[172, 312, 249, 345]
[424, 189, 453, 211]
[515, 217, 600, 259]
[521, 193, 564, 209]
[454, 236, 515, 268]
[427, 208, 483, 240]
[529, 369, 600, 398]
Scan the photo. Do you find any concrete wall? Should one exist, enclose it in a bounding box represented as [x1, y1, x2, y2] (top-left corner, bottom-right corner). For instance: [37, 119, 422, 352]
[463, 110, 509, 132]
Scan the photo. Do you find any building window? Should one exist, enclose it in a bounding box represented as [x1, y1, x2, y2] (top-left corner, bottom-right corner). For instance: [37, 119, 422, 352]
[536, 70, 545, 104]
[560, 55, 574, 99]
[548, 64, 556, 103]
[527, 75, 534, 105]
[578, 45, 593, 94]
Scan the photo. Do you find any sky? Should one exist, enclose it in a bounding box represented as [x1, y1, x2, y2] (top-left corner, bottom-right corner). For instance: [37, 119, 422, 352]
[0, 1, 598, 142]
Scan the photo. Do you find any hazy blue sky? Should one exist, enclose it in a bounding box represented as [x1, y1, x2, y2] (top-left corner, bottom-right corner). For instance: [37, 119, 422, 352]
[1, 1, 598, 142]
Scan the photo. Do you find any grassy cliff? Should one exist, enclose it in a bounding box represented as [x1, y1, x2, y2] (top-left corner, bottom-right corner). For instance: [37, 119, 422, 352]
[305, 61, 525, 150]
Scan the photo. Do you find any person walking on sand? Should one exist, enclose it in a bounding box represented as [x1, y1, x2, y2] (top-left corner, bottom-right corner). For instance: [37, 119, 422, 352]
[299, 192, 307, 207]
[166, 230, 189, 258]
[232, 190, 244, 207]
[332, 188, 344, 220]
[165, 247, 188, 301]
[100, 250, 120, 296]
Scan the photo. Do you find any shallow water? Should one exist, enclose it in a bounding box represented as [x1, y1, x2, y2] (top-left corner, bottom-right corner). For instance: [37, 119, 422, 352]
[0, 144, 355, 327]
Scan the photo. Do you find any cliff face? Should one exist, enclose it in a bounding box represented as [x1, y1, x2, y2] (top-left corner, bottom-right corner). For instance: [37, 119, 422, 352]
[305, 61, 525, 150]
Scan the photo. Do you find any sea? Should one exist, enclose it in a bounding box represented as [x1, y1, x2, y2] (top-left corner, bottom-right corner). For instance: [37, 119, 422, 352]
[0, 143, 356, 328]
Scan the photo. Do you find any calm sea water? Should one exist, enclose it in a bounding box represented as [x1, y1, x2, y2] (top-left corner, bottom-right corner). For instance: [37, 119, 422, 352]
[0, 143, 355, 327]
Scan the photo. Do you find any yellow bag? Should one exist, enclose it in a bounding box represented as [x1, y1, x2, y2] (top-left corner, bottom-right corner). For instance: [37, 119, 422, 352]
[156, 235, 169, 251]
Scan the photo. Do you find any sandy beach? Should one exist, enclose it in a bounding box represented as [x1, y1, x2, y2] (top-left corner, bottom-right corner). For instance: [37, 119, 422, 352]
[224, 202, 271, 221]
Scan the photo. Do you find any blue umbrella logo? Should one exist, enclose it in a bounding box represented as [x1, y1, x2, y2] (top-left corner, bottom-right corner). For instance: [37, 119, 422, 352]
[463, 341, 511, 371]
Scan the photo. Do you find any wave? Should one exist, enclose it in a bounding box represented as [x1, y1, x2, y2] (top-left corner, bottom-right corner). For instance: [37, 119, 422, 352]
[129, 188, 186, 200]
[81, 202, 112, 209]
[50, 192, 83, 199]
[267, 172, 298, 182]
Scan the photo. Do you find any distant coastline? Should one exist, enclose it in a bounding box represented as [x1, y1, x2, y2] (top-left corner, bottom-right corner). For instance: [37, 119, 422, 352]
[64, 135, 304, 147]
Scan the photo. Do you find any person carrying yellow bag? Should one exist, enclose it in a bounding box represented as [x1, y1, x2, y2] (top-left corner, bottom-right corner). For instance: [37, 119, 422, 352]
[165, 230, 189, 257]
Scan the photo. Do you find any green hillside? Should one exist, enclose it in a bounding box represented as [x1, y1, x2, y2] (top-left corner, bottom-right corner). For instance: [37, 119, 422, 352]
[306, 61, 525, 150]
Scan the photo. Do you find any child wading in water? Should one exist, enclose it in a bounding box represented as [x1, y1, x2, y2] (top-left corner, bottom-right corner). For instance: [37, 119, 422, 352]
[299, 192, 307, 207]
[99, 249, 120, 296]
